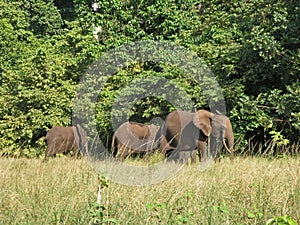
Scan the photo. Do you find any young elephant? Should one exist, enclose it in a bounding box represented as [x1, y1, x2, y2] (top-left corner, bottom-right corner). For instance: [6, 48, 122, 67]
[112, 121, 160, 161]
[158, 110, 234, 162]
[44, 124, 88, 160]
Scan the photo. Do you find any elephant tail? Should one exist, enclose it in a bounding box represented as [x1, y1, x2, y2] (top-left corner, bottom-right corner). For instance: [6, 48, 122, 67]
[111, 133, 117, 156]
[30, 129, 48, 145]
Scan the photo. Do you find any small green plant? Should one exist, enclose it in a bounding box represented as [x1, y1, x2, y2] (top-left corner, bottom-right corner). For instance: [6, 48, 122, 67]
[88, 176, 118, 225]
[145, 202, 167, 210]
[246, 204, 264, 221]
[247, 211, 263, 220]
[88, 202, 106, 225]
[212, 202, 229, 214]
[266, 215, 298, 225]
[269, 131, 290, 146]
[88, 202, 118, 225]
[207, 202, 230, 224]
[145, 191, 195, 224]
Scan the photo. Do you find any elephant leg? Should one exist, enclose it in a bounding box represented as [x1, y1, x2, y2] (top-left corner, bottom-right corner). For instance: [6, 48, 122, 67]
[143, 142, 154, 161]
[45, 143, 55, 158]
[44, 144, 57, 162]
[116, 143, 129, 161]
[122, 147, 131, 160]
[143, 151, 150, 161]
[43, 149, 51, 162]
[190, 150, 197, 163]
[197, 141, 207, 162]
[74, 147, 79, 159]
[160, 136, 175, 158]
[159, 136, 168, 156]
[116, 143, 124, 160]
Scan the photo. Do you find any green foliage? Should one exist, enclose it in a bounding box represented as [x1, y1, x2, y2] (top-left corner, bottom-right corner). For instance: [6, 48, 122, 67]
[19, 0, 64, 36]
[88, 202, 118, 224]
[96, 63, 207, 134]
[266, 215, 298, 225]
[0, 41, 76, 156]
[0, 0, 101, 156]
[87, 177, 118, 224]
[194, 0, 299, 142]
[0, 0, 299, 156]
[145, 190, 195, 224]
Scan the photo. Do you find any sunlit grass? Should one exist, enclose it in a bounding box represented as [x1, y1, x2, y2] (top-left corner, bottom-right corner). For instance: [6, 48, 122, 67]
[1, 156, 299, 224]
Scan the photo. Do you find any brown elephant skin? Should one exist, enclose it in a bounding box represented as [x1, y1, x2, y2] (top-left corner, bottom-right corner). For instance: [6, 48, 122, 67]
[112, 121, 159, 161]
[158, 110, 234, 162]
[44, 124, 88, 160]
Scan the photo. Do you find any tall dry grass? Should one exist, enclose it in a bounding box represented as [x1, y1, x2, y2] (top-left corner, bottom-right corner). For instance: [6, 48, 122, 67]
[1, 156, 299, 224]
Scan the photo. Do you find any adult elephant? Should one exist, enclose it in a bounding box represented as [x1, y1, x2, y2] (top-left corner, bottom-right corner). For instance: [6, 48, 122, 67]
[158, 110, 234, 162]
[112, 121, 160, 161]
[44, 124, 88, 160]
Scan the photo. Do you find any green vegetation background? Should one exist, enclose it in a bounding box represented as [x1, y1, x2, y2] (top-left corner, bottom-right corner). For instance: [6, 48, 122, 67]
[0, 0, 299, 157]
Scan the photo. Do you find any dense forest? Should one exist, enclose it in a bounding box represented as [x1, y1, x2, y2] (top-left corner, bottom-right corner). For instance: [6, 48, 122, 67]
[0, 0, 299, 157]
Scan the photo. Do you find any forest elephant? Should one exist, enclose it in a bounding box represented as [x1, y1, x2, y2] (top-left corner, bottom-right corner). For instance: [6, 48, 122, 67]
[158, 110, 234, 162]
[44, 124, 88, 160]
[112, 121, 160, 161]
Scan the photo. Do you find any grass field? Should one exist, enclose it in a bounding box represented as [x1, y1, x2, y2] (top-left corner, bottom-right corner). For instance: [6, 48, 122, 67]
[1, 156, 299, 224]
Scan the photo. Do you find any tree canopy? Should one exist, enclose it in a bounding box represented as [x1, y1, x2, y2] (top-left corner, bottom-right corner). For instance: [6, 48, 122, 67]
[0, 0, 299, 157]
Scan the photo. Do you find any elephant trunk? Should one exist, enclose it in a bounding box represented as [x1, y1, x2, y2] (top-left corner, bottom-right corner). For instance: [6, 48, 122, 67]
[229, 137, 234, 161]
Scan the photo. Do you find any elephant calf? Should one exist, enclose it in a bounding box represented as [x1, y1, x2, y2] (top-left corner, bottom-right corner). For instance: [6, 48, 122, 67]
[112, 121, 159, 161]
[44, 124, 88, 160]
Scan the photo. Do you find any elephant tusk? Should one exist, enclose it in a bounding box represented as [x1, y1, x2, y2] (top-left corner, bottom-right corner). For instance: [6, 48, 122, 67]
[223, 139, 231, 154]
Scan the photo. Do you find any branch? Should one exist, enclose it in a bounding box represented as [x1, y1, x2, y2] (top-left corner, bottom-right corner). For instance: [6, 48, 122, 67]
[256, 105, 277, 110]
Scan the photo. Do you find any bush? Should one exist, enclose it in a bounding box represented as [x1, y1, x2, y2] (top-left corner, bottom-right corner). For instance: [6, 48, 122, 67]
[0, 0, 299, 156]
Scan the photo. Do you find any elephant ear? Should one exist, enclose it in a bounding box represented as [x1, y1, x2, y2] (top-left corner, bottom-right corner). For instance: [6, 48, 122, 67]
[192, 110, 214, 136]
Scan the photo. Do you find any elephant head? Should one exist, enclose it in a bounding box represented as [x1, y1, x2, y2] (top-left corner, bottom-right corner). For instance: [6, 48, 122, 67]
[193, 110, 234, 160]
